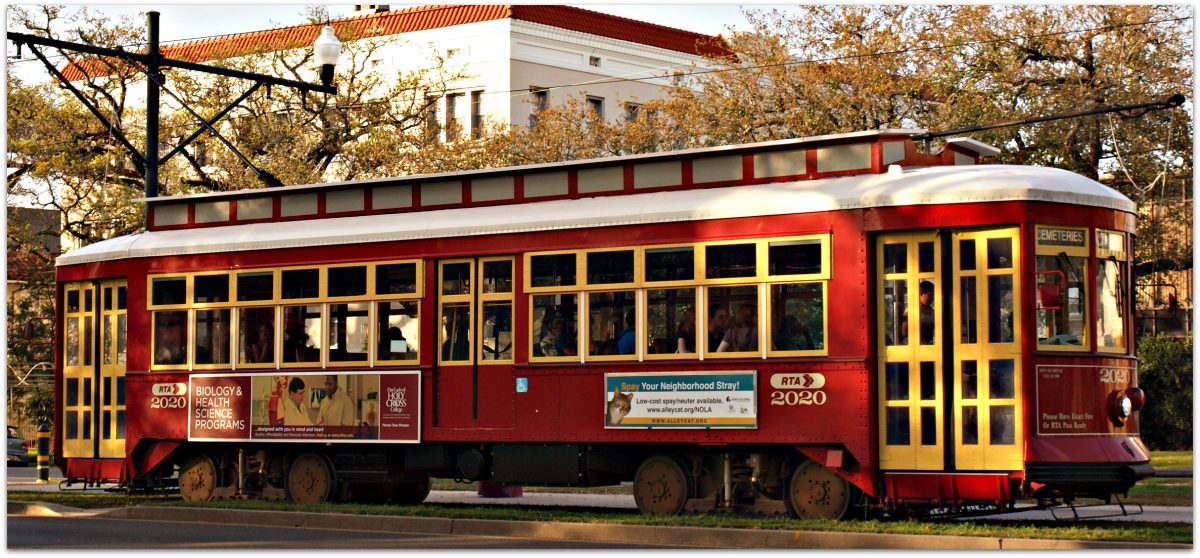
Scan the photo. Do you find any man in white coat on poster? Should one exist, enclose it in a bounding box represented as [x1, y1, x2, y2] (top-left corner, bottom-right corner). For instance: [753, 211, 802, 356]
[317, 375, 355, 426]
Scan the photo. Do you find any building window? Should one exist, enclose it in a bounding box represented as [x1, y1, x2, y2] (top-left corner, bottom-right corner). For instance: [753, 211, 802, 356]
[624, 102, 641, 122]
[471, 90, 483, 139]
[445, 93, 464, 141]
[588, 55, 601, 67]
[529, 87, 548, 127]
[586, 96, 604, 120]
[423, 96, 439, 135]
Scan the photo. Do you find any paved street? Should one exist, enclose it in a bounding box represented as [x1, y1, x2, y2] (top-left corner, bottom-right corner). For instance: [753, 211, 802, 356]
[7, 516, 675, 549]
[8, 464, 1191, 524]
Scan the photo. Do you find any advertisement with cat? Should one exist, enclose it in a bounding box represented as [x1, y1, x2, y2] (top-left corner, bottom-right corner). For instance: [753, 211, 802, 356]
[604, 371, 757, 429]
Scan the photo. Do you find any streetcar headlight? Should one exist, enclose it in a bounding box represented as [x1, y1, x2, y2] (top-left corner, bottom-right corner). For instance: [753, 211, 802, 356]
[1117, 394, 1132, 418]
[1109, 390, 1133, 425]
[1125, 387, 1145, 412]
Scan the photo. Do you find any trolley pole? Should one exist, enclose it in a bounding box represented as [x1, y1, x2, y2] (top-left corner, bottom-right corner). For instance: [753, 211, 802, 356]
[36, 422, 50, 484]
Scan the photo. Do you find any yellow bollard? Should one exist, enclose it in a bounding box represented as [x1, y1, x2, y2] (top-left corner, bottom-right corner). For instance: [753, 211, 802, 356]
[36, 422, 50, 484]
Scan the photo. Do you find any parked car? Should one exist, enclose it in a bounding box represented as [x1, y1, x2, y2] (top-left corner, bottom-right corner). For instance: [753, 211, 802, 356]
[8, 426, 28, 465]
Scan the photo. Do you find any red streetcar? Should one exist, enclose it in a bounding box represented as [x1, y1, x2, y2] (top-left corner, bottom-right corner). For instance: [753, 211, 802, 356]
[53, 129, 1149, 518]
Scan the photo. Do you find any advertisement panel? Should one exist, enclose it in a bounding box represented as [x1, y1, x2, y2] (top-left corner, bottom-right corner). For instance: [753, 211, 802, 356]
[188, 371, 420, 443]
[1035, 364, 1135, 436]
[603, 371, 757, 429]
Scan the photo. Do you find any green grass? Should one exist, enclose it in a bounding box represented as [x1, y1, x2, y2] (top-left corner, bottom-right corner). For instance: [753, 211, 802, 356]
[1150, 450, 1193, 471]
[7, 490, 1190, 544]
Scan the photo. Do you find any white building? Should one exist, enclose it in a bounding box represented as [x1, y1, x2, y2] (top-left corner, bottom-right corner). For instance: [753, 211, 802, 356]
[66, 4, 727, 139]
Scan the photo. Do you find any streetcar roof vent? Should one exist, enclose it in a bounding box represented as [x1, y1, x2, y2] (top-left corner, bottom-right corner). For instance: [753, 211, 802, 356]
[61, 164, 1131, 267]
[134, 128, 1000, 233]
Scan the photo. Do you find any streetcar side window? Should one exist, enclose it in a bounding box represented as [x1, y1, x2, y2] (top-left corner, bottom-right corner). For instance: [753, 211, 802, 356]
[1095, 230, 1127, 353]
[1034, 225, 1089, 350]
[532, 294, 579, 359]
[152, 310, 188, 366]
[706, 286, 760, 355]
[239, 307, 277, 366]
[587, 290, 637, 359]
[377, 301, 420, 363]
[768, 283, 824, 353]
[528, 234, 830, 362]
[480, 258, 514, 362]
[646, 288, 697, 355]
[194, 309, 231, 366]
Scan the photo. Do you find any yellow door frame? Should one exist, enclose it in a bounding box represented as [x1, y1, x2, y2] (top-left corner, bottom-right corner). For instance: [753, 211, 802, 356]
[877, 231, 944, 471]
[952, 229, 1023, 471]
[98, 280, 127, 459]
[62, 281, 95, 458]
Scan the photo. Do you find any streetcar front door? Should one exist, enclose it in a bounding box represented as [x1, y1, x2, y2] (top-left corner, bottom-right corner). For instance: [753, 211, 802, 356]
[876, 228, 1023, 472]
[62, 280, 127, 459]
[435, 258, 516, 429]
[878, 232, 945, 470]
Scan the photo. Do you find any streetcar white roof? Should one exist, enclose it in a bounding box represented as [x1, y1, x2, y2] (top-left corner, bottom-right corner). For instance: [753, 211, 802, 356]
[59, 164, 1134, 266]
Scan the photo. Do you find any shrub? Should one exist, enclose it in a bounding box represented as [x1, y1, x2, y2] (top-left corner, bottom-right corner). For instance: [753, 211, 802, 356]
[1136, 334, 1192, 450]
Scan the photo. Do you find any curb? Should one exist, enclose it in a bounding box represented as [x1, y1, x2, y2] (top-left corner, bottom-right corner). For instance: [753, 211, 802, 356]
[7, 501, 100, 517]
[88, 506, 1191, 550]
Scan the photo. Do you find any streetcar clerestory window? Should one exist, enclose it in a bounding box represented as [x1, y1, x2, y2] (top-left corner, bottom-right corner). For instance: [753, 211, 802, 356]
[282, 269, 320, 299]
[645, 247, 694, 282]
[531, 253, 576, 288]
[237, 271, 274, 301]
[705, 244, 756, 279]
[768, 239, 822, 277]
[193, 274, 229, 304]
[376, 262, 418, 296]
[328, 266, 368, 298]
[151, 277, 187, 306]
[587, 250, 635, 285]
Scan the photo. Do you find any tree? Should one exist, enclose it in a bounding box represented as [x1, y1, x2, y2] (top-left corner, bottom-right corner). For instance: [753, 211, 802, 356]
[7, 6, 468, 233]
[1135, 335, 1192, 449]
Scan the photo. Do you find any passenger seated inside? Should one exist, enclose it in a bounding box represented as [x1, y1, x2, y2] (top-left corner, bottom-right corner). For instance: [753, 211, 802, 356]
[617, 309, 636, 355]
[154, 312, 187, 365]
[248, 323, 274, 363]
[900, 280, 935, 345]
[538, 314, 576, 357]
[676, 309, 696, 353]
[717, 303, 758, 352]
[707, 305, 728, 353]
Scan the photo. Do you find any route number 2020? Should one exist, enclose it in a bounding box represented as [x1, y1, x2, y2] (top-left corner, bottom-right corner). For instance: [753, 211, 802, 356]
[1099, 368, 1130, 384]
[770, 390, 827, 406]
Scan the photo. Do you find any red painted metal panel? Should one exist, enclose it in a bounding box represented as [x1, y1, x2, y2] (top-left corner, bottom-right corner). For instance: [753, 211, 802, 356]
[885, 473, 1015, 506]
[54, 197, 1143, 495]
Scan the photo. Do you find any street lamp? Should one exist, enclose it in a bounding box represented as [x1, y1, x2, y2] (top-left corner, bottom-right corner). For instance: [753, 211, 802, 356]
[8, 11, 344, 207]
[313, 23, 342, 88]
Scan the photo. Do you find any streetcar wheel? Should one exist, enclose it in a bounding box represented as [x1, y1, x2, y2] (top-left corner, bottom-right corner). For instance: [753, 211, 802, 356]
[287, 452, 334, 504]
[633, 455, 692, 515]
[785, 459, 857, 520]
[179, 454, 218, 502]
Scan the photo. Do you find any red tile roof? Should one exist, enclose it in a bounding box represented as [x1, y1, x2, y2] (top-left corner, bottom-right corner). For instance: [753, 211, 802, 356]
[61, 5, 730, 80]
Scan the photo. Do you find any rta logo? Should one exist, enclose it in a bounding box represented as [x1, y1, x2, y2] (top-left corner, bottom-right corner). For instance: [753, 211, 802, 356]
[151, 383, 187, 396]
[385, 387, 407, 413]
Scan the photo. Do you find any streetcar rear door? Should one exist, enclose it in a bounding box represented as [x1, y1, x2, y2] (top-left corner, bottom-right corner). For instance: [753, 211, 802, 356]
[951, 229, 1023, 471]
[62, 280, 127, 460]
[876, 228, 1024, 472]
[435, 258, 516, 428]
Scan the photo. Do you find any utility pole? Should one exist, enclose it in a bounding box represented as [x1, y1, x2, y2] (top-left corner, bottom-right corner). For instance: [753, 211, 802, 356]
[8, 10, 342, 214]
[146, 11, 161, 200]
